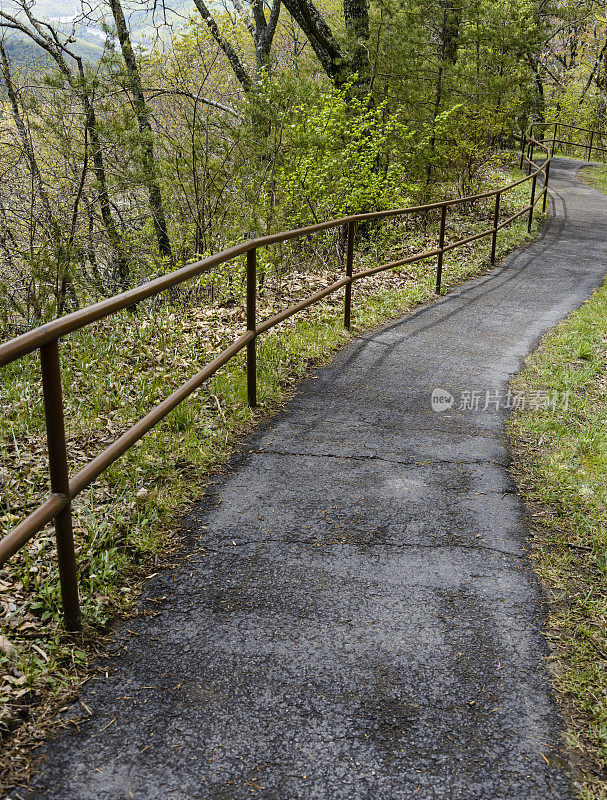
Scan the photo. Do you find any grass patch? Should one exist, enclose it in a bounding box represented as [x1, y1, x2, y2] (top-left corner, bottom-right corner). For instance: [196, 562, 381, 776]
[0, 158, 544, 787]
[508, 277, 607, 797]
[578, 164, 607, 195]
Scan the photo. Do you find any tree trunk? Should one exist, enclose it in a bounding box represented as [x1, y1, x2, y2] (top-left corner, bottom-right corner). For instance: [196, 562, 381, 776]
[0, 5, 130, 289]
[1, 44, 56, 235]
[108, 0, 173, 262]
[425, 1, 462, 186]
[76, 61, 130, 289]
[344, 0, 370, 91]
[0, 42, 77, 314]
[192, 0, 253, 91]
[281, 0, 349, 85]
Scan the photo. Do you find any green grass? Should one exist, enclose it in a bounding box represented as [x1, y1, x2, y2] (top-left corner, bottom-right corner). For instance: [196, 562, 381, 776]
[508, 268, 607, 795]
[579, 164, 607, 195]
[0, 158, 545, 785]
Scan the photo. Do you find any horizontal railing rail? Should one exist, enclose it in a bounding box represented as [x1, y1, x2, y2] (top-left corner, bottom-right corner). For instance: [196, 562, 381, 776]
[2, 122, 591, 631]
[522, 120, 607, 165]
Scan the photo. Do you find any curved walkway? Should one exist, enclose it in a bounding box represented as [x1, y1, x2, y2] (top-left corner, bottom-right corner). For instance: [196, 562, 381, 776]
[15, 158, 607, 800]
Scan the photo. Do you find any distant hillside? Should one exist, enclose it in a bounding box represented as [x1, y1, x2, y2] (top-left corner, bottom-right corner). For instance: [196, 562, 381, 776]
[0, 0, 198, 93]
[1, 31, 103, 70]
[1, 35, 52, 74]
[0, 33, 104, 101]
[4, 0, 197, 44]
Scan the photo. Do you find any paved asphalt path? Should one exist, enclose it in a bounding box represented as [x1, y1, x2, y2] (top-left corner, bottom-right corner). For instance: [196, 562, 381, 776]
[12, 158, 607, 800]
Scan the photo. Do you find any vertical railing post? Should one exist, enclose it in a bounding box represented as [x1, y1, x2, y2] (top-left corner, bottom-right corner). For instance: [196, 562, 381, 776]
[519, 132, 526, 170]
[552, 122, 557, 157]
[490, 192, 500, 265]
[436, 203, 447, 294]
[588, 130, 594, 161]
[528, 139, 535, 174]
[528, 174, 537, 232]
[40, 340, 81, 632]
[246, 248, 257, 407]
[542, 158, 550, 213]
[344, 220, 356, 330]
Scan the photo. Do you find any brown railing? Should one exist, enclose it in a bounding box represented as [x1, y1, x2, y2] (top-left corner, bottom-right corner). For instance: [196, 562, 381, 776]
[0, 124, 568, 630]
[522, 120, 607, 166]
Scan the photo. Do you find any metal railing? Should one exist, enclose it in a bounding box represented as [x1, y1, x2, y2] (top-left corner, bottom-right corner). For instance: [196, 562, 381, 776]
[0, 124, 568, 630]
[522, 120, 607, 167]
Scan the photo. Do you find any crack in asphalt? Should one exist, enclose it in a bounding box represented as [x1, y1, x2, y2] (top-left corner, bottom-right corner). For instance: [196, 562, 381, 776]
[198, 537, 525, 558]
[246, 446, 510, 469]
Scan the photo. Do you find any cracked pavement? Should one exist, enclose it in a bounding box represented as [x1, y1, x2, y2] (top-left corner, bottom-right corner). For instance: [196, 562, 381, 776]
[13, 158, 607, 799]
